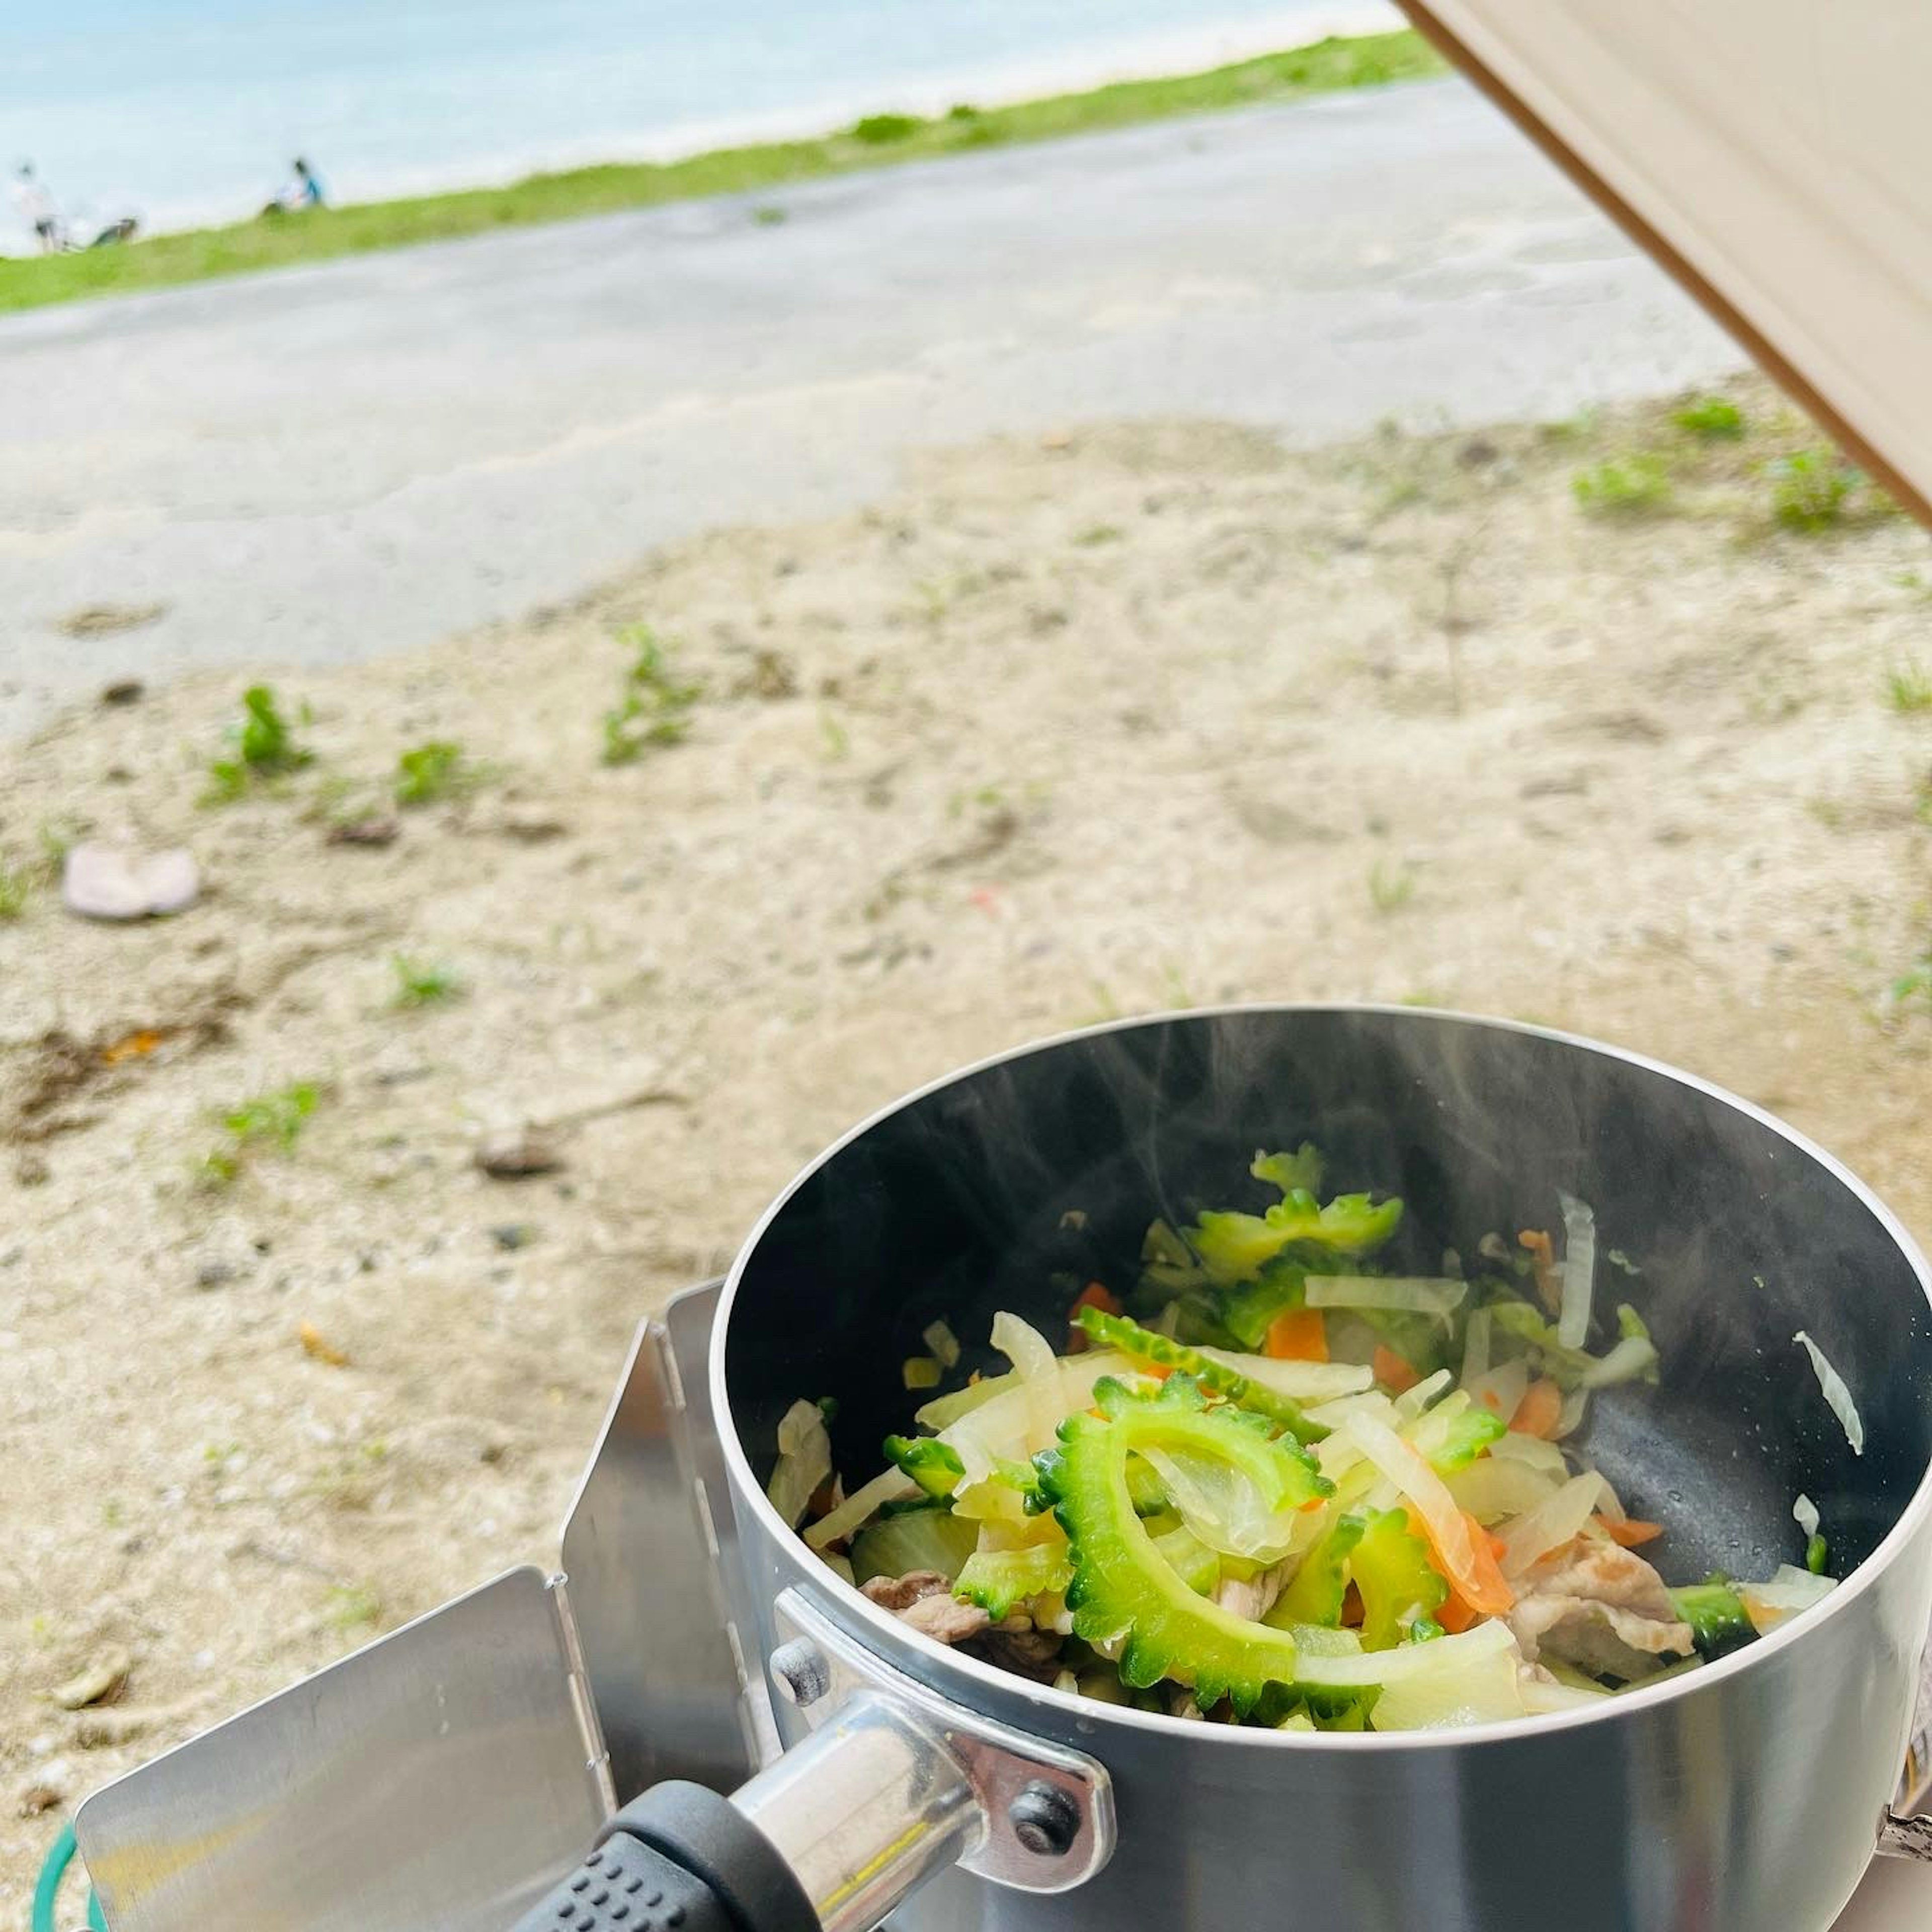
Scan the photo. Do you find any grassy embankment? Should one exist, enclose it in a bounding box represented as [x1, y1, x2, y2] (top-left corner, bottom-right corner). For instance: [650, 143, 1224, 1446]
[0, 30, 1441, 315]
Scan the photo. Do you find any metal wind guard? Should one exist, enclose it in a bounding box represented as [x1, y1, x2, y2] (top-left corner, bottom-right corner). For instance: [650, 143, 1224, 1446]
[74, 1283, 762, 1932]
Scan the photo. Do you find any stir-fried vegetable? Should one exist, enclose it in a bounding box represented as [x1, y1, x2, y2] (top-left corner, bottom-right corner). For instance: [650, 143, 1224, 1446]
[1039, 1376, 1321, 1712]
[1670, 1578, 1756, 1658]
[1187, 1152, 1404, 1287]
[779, 1145, 1852, 1733]
[851, 1503, 981, 1585]
[955, 1544, 1073, 1619]
[1074, 1305, 1324, 1442]
[1349, 1509, 1450, 1648]
[1794, 1329, 1865, 1456]
[766, 1398, 833, 1529]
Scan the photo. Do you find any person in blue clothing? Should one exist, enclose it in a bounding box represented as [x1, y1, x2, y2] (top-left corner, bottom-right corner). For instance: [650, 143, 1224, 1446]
[262, 156, 325, 217]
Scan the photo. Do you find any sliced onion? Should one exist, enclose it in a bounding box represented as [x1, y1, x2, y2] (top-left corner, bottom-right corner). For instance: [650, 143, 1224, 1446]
[1490, 1430, 1569, 1475]
[991, 1310, 1060, 1451]
[917, 1373, 1012, 1431]
[1579, 1464, 1627, 1524]
[923, 1320, 961, 1369]
[1556, 1192, 1596, 1350]
[1554, 1386, 1590, 1439]
[1340, 1412, 1478, 1584]
[1196, 1350, 1373, 1403]
[1520, 1669, 1614, 1714]
[1496, 1471, 1608, 1576]
[1305, 1276, 1468, 1320]
[1395, 1369, 1454, 1423]
[1795, 1331, 1866, 1456]
[1297, 1617, 1516, 1688]
[1793, 1493, 1820, 1539]
[1740, 1565, 1837, 1633]
[1447, 1455, 1563, 1525]
[939, 1349, 1135, 1483]
[803, 1465, 918, 1550]
[1306, 1389, 1399, 1432]
[1465, 1358, 1531, 1427]
[1373, 1639, 1527, 1731]
[766, 1398, 833, 1530]
[1139, 1442, 1306, 1562]
[1580, 1336, 1658, 1388]
[1459, 1307, 1493, 1389]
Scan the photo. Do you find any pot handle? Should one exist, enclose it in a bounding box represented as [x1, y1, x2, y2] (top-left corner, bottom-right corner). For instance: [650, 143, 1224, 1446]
[505, 1778, 820, 1932]
[511, 1587, 1114, 1932]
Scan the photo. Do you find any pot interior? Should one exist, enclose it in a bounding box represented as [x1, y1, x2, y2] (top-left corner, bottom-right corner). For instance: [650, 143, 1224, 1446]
[725, 1010, 1932, 1588]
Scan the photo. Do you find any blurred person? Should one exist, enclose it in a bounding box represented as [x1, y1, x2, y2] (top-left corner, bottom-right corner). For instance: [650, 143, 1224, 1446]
[262, 156, 326, 216]
[12, 162, 61, 251]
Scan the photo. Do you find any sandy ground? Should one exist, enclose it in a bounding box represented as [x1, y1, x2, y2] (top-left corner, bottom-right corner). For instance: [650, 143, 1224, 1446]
[4, 377, 1932, 1916]
[0, 77, 1743, 740]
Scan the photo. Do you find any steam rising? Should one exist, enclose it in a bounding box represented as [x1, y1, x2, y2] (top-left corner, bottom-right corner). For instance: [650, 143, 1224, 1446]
[733, 1008, 1932, 1583]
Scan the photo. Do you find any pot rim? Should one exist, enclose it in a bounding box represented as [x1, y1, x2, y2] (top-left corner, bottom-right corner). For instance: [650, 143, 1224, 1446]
[714, 1002, 1932, 1752]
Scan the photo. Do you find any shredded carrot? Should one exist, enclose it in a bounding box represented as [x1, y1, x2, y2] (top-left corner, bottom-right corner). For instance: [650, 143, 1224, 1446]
[1419, 1509, 1514, 1619]
[1067, 1280, 1121, 1352]
[1518, 1229, 1561, 1314]
[1406, 1509, 1512, 1624]
[1599, 1516, 1664, 1548]
[1511, 1377, 1564, 1440]
[1372, 1343, 1420, 1393]
[1265, 1308, 1329, 1362]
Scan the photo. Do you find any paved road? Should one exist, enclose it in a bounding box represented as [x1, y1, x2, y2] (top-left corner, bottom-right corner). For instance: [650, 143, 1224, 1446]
[0, 77, 1744, 738]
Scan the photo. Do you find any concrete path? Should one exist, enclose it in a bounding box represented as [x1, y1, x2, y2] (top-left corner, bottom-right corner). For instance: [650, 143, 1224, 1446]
[0, 77, 1743, 738]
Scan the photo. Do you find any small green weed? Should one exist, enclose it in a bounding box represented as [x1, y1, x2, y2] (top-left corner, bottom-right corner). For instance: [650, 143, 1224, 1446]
[750, 204, 788, 227]
[0, 862, 28, 919]
[1886, 952, 1932, 1017]
[394, 740, 470, 806]
[1158, 963, 1198, 1010]
[1767, 449, 1854, 532]
[391, 954, 463, 1007]
[200, 1081, 320, 1184]
[1883, 660, 1932, 715]
[203, 684, 312, 803]
[819, 709, 851, 762]
[36, 816, 83, 881]
[947, 782, 1010, 819]
[324, 1583, 382, 1633]
[602, 625, 700, 765]
[850, 113, 921, 145]
[1073, 524, 1123, 547]
[1672, 396, 1746, 440]
[1369, 859, 1416, 913]
[1571, 456, 1672, 517]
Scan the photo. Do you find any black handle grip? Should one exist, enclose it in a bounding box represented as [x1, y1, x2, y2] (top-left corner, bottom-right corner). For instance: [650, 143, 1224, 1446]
[513, 1782, 818, 1932]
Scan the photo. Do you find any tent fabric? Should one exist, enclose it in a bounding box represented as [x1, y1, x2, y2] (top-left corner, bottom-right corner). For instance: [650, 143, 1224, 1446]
[1398, 1, 1932, 524]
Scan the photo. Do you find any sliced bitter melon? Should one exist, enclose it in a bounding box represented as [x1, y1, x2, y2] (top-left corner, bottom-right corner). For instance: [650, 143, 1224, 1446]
[1034, 1374, 1331, 1714]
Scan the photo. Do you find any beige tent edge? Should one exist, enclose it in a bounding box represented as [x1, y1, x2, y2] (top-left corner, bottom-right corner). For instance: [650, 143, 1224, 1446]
[1398, 1, 1932, 529]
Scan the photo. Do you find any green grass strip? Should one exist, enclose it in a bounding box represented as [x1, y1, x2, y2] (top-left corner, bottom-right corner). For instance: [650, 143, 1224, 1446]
[0, 30, 1440, 316]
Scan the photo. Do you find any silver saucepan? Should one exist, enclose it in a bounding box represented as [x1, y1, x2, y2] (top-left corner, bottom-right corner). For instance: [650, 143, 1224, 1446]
[75, 1010, 1932, 1932]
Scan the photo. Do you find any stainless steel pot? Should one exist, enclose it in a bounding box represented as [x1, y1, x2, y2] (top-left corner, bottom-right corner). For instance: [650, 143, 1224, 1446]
[76, 1010, 1932, 1932]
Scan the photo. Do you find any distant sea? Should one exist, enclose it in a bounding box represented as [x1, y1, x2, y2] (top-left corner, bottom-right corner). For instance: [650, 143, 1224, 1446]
[1, 0, 1399, 243]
